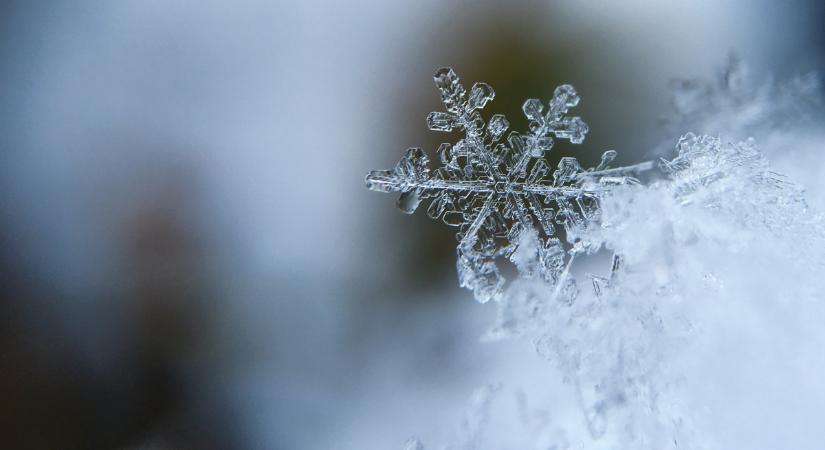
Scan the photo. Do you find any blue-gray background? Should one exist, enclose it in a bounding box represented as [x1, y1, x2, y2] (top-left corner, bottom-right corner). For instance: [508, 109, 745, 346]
[1, 1, 823, 448]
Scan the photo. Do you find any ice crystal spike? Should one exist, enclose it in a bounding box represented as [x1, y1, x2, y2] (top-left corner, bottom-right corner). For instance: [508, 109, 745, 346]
[366, 68, 652, 302]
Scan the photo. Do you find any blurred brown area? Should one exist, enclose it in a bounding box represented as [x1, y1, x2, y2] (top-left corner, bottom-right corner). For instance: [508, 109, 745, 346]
[0, 169, 235, 449]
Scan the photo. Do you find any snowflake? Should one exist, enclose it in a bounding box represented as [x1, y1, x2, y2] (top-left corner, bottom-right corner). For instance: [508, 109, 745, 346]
[366, 68, 652, 302]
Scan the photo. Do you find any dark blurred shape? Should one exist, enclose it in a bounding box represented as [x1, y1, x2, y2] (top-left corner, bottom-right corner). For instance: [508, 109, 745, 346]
[0, 164, 234, 449]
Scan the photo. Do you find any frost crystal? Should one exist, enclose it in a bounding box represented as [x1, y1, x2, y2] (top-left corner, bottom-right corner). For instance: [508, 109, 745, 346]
[366, 68, 652, 302]
[368, 62, 825, 450]
[482, 132, 825, 449]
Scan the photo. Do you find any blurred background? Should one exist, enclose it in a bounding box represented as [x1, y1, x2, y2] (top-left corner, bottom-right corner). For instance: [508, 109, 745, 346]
[1, 1, 823, 448]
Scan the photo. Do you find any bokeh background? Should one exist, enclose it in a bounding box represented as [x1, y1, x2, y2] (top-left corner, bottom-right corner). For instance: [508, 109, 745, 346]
[1, 1, 823, 448]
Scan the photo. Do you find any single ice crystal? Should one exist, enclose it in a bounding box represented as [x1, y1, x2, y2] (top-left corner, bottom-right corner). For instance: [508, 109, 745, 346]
[366, 68, 652, 302]
[468, 82, 495, 111]
[426, 112, 456, 132]
[486, 114, 509, 140]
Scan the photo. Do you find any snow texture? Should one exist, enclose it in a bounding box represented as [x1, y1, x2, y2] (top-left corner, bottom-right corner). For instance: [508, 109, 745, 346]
[368, 64, 825, 449]
[413, 133, 825, 450]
